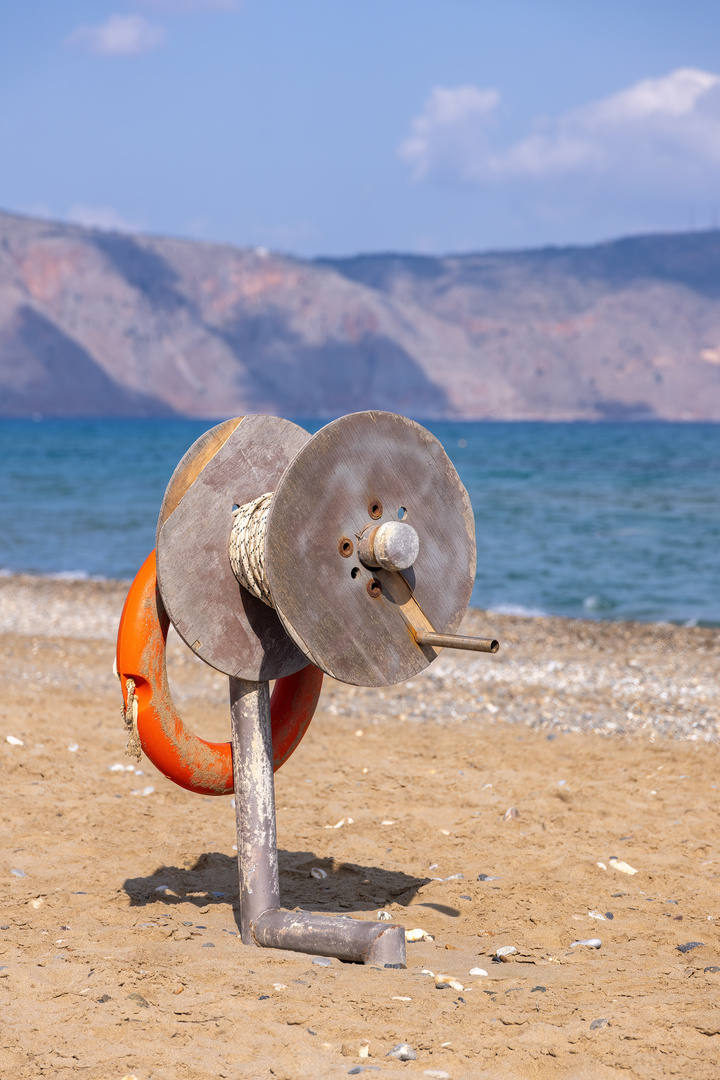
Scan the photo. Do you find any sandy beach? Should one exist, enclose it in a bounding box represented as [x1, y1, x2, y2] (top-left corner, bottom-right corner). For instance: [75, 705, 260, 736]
[1, 574, 719, 1079]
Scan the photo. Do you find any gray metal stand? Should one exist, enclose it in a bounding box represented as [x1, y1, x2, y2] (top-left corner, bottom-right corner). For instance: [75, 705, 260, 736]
[230, 676, 406, 966]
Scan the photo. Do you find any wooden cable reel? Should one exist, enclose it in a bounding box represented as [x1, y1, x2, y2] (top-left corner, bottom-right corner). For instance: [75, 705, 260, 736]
[117, 410, 499, 967]
[156, 411, 495, 686]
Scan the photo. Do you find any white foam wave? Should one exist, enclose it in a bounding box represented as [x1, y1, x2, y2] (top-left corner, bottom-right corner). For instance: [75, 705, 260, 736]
[486, 603, 548, 618]
[0, 567, 110, 582]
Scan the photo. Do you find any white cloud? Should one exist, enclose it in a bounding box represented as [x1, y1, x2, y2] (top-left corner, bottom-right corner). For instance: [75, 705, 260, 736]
[66, 14, 165, 56]
[399, 69, 720, 192]
[398, 85, 499, 182]
[67, 204, 141, 233]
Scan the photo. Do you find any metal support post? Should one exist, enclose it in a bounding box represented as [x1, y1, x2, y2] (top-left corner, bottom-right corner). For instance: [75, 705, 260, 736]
[229, 675, 406, 966]
[230, 677, 281, 944]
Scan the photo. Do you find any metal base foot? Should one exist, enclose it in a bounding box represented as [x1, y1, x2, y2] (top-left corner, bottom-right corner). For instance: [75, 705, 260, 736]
[252, 908, 406, 966]
[230, 676, 406, 968]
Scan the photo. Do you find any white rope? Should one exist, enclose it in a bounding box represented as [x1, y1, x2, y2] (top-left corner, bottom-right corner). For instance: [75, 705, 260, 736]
[123, 677, 142, 761]
[229, 491, 274, 607]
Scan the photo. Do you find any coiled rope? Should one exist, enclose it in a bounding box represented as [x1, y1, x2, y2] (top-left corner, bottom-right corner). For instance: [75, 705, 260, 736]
[229, 492, 274, 607]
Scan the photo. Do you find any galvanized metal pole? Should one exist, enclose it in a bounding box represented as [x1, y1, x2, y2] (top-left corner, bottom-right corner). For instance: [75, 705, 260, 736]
[229, 676, 280, 945]
[230, 674, 407, 966]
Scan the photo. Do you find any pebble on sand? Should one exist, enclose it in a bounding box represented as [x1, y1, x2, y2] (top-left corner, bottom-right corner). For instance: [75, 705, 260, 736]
[469, 967, 488, 976]
[571, 938, 602, 948]
[504, 807, 519, 820]
[608, 856, 638, 875]
[435, 974, 463, 991]
[494, 946, 517, 961]
[312, 955, 332, 966]
[406, 928, 433, 942]
[387, 1043, 417, 1060]
[310, 867, 327, 880]
[590, 1018, 610, 1030]
[5, 736, 23, 746]
[424, 1072, 451, 1079]
[10, 869, 27, 878]
[377, 910, 392, 921]
[127, 993, 149, 1007]
[676, 941, 705, 954]
[341, 1041, 370, 1057]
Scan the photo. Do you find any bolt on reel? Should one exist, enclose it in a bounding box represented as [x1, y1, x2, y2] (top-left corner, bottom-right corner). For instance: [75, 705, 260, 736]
[116, 411, 499, 968]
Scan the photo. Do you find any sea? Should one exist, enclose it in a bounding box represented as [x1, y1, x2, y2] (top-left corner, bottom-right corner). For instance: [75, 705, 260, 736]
[1, 418, 719, 627]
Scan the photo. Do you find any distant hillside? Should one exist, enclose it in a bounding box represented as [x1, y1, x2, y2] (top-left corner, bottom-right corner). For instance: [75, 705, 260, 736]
[1, 209, 720, 419]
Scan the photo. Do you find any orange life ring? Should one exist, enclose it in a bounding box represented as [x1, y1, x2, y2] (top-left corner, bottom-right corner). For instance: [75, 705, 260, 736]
[115, 550, 323, 796]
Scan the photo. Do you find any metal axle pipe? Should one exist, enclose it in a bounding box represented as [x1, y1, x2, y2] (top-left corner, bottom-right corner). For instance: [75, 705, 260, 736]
[414, 631, 499, 653]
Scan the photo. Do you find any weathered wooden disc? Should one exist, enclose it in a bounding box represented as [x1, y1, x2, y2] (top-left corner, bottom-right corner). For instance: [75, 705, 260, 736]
[156, 415, 310, 680]
[265, 411, 476, 687]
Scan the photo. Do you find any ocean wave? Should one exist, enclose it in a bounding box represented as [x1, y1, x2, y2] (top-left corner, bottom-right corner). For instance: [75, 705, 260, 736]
[0, 567, 110, 582]
[486, 602, 548, 618]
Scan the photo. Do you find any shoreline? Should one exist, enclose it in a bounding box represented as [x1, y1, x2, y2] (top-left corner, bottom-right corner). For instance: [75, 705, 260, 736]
[1, 570, 718, 634]
[1, 573, 718, 744]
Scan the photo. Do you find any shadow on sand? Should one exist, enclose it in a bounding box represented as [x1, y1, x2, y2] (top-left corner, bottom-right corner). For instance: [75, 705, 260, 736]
[123, 850, 435, 932]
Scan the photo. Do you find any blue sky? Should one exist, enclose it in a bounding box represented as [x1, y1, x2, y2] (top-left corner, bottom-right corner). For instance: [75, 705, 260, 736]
[2, 1, 720, 256]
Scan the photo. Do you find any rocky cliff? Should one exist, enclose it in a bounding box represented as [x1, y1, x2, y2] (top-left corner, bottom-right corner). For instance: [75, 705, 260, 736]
[1, 209, 719, 419]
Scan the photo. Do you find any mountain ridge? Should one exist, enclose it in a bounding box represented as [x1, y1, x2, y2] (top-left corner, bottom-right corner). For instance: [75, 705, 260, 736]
[1, 209, 719, 420]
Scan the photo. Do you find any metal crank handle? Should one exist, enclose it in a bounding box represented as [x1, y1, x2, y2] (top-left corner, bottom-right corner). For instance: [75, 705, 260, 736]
[414, 631, 499, 654]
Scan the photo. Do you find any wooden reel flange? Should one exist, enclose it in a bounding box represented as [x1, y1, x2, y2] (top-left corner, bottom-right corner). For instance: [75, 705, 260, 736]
[156, 415, 310, 681]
